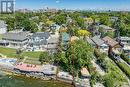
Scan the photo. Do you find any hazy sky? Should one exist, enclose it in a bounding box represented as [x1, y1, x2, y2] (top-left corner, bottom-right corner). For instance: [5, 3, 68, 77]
[15, 0, 130, 11]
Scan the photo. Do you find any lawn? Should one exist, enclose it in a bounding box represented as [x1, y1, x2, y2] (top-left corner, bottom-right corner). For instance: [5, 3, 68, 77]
[22, 51, 42, 59]
[0, 47, 42, 59]
[0, 47, 17, 58]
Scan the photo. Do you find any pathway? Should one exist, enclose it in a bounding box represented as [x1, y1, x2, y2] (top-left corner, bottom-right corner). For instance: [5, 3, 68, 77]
[91, 59, 105, 76]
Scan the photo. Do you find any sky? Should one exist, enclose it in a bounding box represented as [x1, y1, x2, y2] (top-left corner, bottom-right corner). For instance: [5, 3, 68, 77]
[15, 0, 130, 11]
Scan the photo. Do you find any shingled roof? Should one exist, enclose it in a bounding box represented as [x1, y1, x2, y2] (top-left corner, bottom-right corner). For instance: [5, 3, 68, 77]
[92, 36, 104, 46]
[2, 32, 29, 41]
[103, 36, 118, 47]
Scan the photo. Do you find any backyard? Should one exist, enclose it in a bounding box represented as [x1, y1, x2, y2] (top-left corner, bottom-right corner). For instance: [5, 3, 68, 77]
[0, 47, 42, 59]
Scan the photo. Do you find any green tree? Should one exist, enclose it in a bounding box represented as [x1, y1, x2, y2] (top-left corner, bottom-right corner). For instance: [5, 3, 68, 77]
[65, 40, 93, 75]
[39, 52, 49, 64]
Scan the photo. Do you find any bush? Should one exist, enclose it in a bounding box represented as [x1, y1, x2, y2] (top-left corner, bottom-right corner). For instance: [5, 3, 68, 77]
[120, 53, 130, 65]
[117, 62, 130, 78]
[94, 49, 101, 58]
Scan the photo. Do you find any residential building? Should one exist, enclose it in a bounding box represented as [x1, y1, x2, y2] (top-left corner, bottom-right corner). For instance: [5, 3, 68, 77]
[45, 34, 59, 54]
[50, 23, 61, 32]
[99, 25, 115, 33]
[0, 20, 7, 34]
[118, 37, 130, 46]
[27, 32, 50, 51]
[103, 36, 121, 55]
[91, 36, 109, 52]
[2, 31, 30, 48]
[81, 68, 90, 78]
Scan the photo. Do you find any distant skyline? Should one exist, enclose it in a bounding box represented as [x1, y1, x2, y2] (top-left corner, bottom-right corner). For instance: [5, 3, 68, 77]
[16, 0, 130, 11]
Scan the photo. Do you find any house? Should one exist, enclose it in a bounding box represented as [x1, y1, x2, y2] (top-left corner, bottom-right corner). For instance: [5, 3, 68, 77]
[27, 32, 50, 51]
[70, 36, 79, 42]
[117, 37, 130, 46]
[81, 68, 90, 78]
[99, 25, 115, 33]
[50, 23, 61, 32]
[2, 31, 30, 48]
[66, 16, 73, 23]
[62, 32, 70, 45]
[103, 36, 121, 55]
[86, 37, 96, 47]
[84, 17, 94, 25]
[91, 36, 109, 52]
[122, 45, 130, 54]
[45, 34, 59, 54]
[0, 20, 7, 34]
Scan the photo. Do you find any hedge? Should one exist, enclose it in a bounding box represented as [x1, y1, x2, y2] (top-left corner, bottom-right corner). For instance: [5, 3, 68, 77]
[117, 62, 130, 78]
[120, 53, 130, 65]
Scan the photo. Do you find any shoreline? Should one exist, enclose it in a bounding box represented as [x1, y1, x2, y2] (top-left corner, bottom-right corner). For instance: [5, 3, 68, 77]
[0, 68, 73, 86]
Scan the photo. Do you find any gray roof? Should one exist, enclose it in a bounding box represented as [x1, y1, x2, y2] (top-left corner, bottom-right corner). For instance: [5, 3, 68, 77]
[2, 32, 29, 41]
[120, 37, 130, 41]
[99, 25, 114, 30]
[48, 37, 59, 44]
[0, 20, 7, 28]
[92, 36, 104, 46]
[32, 32, 50, 39]
[86, 38, 95, 45]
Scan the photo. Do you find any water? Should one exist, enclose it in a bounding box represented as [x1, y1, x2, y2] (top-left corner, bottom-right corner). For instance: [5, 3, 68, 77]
[0, 73, 73, 87]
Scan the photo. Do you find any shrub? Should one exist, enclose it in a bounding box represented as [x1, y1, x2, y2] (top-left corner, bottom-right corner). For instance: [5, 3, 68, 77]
[120, 53, 130, 65]
[117, 62, 130, 78]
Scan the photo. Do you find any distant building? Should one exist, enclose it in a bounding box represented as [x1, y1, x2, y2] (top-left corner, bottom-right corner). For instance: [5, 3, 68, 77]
[99, 25, 115, 33]
[0, 20, 7, 34]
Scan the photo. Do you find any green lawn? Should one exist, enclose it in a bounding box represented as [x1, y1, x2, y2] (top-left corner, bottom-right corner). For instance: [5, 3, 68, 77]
[0, 47, 42, 59]
[0, 47, 17, 58]
[22, 51, 42, 59]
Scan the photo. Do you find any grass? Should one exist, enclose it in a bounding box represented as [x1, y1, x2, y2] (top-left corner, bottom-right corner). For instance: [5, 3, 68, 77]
[0, 47, 17, 58]
[117, 62, 130, 78]
[0, 47, 43, 59]
[22, 51, 42, 59]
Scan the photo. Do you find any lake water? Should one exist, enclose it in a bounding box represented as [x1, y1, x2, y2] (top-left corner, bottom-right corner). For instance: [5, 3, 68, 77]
[0, 72, 73, 87]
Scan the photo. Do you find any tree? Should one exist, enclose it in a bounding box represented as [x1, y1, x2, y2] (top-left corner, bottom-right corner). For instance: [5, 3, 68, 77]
[65, 40, 93, 75]
[53, 13, 66, 25]
[39, 52, 49, 64]
[77, 30, 91, 40]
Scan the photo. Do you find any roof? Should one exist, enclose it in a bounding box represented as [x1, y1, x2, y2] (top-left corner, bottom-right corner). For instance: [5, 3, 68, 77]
[86, 38, 95, 45]
[92, 36, 104, 46]
[70, 36, 79, 42]
[0, 20, 7, 28]
[103, 36, 118, 47]
[2, 32, 29, 41]
[123, 45, 130, 50]
[81, 68, 90, 77]
[32, 32, 50, 39]
[120, 37, 130, 41]
[62, 32, 70, 41]
[99, 25, 115, 30]
[47, 35, 59, 44]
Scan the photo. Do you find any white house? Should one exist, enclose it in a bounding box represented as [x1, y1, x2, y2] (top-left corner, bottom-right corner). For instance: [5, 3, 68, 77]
[0, 20, 7, 34]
